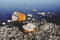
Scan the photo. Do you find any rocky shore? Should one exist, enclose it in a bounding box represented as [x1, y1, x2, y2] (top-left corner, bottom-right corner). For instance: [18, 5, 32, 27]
[0, 21, 60, 40]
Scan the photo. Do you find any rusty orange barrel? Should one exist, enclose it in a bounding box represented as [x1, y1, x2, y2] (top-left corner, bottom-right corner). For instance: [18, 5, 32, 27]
[12, 12, 26, 22]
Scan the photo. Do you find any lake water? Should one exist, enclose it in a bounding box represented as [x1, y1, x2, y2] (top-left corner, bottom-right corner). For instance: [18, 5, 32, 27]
[0, 0, 60, 24]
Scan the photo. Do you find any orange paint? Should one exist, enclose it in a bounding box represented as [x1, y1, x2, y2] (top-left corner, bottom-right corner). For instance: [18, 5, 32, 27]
[23, 29, 35, 33]
[16, 12, 26, 22]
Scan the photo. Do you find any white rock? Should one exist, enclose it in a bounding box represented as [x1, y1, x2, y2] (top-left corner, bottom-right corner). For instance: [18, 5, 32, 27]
[32, 9, 37, 12]
[23, 22, 36, 31]
[7, 20, 12, 22]
[27, 18, 31, 20]
[37, 12, 45, 15]
[2, 22, 6, 25]
[27, 14, 33, 17]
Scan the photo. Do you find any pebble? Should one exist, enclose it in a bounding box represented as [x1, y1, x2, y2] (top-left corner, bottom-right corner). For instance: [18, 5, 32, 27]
[0, 19, 60, 40]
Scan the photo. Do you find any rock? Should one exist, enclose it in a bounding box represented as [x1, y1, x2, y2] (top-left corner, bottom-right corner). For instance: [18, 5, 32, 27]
[0, 19, 60, 40]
